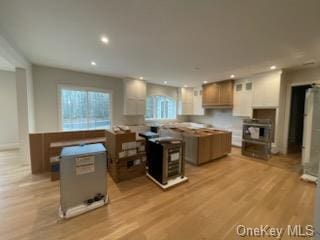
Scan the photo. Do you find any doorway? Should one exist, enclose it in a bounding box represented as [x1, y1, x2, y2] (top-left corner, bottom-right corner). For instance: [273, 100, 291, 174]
[287, 85, 312, 153]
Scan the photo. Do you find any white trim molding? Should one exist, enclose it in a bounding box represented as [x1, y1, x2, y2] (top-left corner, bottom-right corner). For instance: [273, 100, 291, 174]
[0, 143, 20, 151]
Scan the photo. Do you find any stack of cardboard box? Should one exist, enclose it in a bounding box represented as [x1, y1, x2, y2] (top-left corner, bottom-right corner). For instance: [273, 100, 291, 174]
[106, 129, 147, 182]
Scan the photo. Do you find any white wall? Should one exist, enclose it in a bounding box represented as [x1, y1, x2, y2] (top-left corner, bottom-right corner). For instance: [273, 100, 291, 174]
[0, 70, 19, 150]
[33, 65, 186, 132]
[33, 65, 141, 132]
[147, 83, 178, 99]
[0, 32, 35, 164]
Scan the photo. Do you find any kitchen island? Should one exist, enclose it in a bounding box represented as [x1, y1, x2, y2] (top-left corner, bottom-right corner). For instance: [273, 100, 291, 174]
[159, 126, 232, 165]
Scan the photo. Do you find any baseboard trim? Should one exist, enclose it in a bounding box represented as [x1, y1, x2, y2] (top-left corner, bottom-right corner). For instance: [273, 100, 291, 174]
[0, 143, 20, 151]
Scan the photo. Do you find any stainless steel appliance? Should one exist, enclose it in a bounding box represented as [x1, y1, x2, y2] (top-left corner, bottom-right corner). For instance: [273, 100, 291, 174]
[59, 143, 107, 218]
[315, 178, 320, 239]
[302, 86, 320, 178]
[315, 155, 320, 239]
[242, 119, 272, 160]
[147, 137, 185, 185]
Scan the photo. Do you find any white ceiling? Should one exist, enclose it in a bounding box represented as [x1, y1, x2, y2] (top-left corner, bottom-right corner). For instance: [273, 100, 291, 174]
[0, 0, 320, 87]
[0, 55, 14, 72]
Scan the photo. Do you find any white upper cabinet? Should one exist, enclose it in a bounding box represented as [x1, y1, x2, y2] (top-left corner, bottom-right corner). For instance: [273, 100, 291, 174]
[233, 80, 253, 117]
[178, 87, 193, 115]
[192, 88, 204, 115]
[178, 87, 204, 115]
[252, 71, 282, 107]
[233, 70, 282, 117]
[123, 79, 146, 115]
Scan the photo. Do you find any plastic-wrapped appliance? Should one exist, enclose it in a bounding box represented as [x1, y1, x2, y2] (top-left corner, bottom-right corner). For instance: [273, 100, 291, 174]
[59, 143, 107, 218]
[302, 86, 320, 182]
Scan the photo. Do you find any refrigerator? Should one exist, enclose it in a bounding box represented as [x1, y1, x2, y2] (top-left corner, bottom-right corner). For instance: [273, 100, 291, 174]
[316, 178, 320, 240]
[302, 86, 320, 177]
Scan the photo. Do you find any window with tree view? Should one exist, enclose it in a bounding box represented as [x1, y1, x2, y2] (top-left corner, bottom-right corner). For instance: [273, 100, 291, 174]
[60, 88, 111, 130]
[145, 95, 176, 120]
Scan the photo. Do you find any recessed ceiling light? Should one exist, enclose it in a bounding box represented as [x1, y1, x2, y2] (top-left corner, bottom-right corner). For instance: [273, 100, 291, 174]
[101, 36, 109, 44]
[139, 76, 144, 80]
[164, 81, 168, 84]
[203, 81, 208, 84]
[270, 65, 277, 70]
[91, 61, 96, 66]
[230, 74, 235, 79]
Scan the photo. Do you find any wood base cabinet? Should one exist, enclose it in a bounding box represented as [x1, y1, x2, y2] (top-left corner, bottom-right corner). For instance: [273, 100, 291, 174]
[183, 131, 232, 165]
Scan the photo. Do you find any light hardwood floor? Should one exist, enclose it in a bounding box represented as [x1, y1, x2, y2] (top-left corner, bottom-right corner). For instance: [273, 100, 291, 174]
[0, 148, 316, 240]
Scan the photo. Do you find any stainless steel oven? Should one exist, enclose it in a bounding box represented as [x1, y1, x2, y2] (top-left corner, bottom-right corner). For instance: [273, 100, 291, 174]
[242, 119, 272, 160]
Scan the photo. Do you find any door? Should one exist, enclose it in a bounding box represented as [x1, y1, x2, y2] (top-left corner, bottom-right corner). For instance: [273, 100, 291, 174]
[288, 85, 311, 153]
[209, 83, 220, 105]
[203, 83, 220, 106]
[202, 84, 210, 106]
[124, 99, 137, 115]
[302, 90, 312, 165]
[211, 134, 222, 159]
[136, 99, 145, 115]
[219, 81, 233, 105]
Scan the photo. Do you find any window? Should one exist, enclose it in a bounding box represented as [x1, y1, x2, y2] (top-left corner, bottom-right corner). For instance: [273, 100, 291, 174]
[60, 87, 111, 131]
[145, 95, 176, 120]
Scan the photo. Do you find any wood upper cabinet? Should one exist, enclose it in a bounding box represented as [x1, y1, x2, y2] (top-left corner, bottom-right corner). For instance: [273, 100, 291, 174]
[219, 80, 233, 105]
[202, 80, 233, 107]
[202, 83, 219, 106]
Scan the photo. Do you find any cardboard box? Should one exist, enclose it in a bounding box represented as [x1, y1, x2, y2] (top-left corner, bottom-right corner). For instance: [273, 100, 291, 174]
[108, 153, 146, 182]
[136, 138, 146, 153]
[106, 130, 136, 160]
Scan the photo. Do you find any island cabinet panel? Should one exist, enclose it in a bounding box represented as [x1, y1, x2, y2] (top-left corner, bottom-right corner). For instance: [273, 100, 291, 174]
[198, 135, 212, 164]
[210, 134, 222, 160]
[187, 131, 232, 165]
[158, 127, 232, 165]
